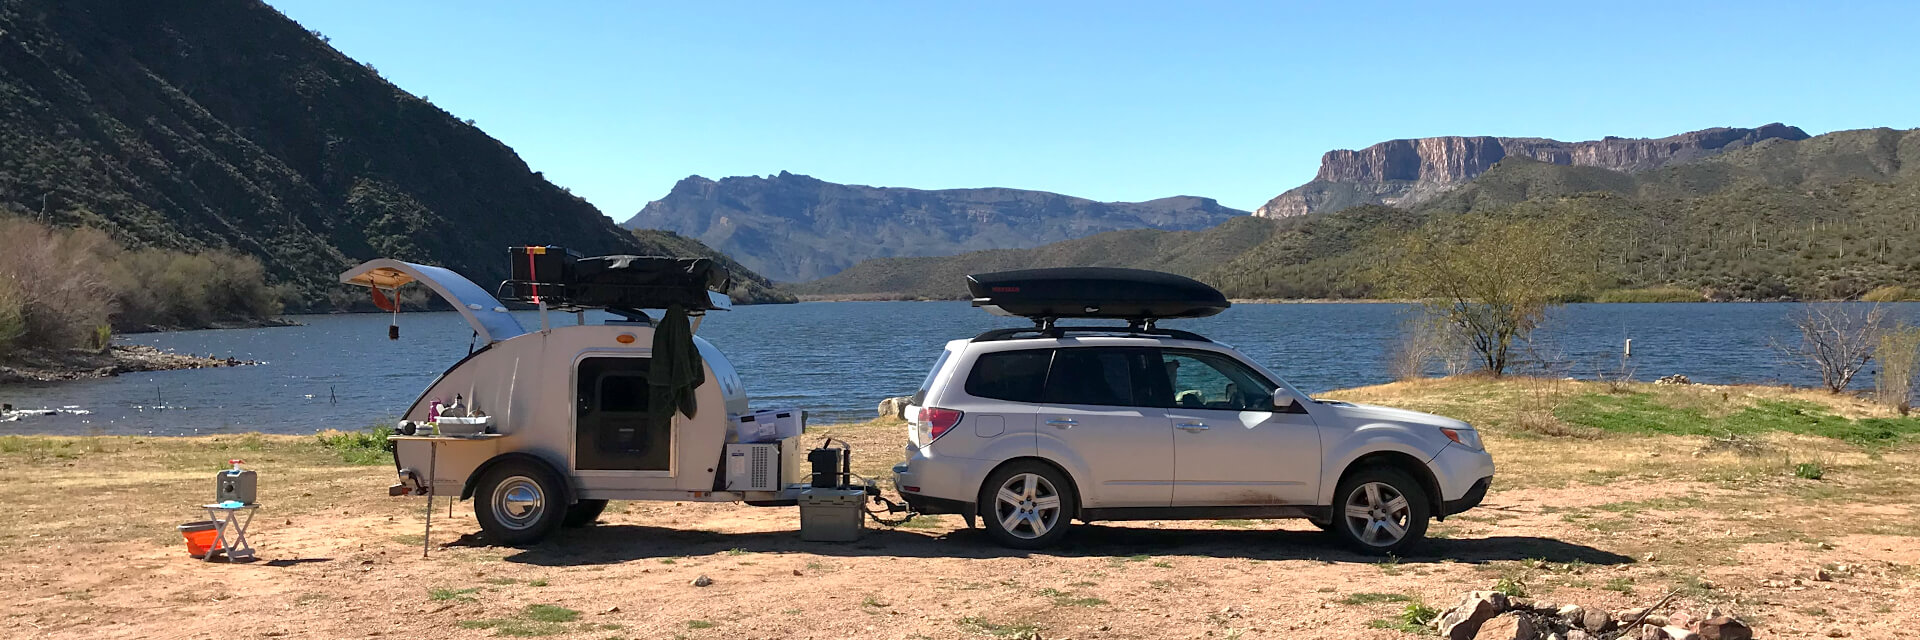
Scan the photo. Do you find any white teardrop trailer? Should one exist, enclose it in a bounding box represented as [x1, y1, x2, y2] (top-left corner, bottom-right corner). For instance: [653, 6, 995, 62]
[342, 248, 836, 545]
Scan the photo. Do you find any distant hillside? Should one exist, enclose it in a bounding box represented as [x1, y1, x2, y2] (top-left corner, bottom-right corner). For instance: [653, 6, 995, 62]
[0, 0, 788, 306]
[1255, 124, 1809, 217]
[792, 216, 1279, 299]
[803, 128, 1920, 301]
[624, 171, 1246, 282]
[1423, 127, 1919, 214]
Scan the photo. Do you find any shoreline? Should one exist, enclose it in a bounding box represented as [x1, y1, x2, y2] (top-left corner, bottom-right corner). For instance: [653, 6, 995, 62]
[113, 316, 302, 334]
[0, 344, 259, 385]
[789, 295, 1875, 304]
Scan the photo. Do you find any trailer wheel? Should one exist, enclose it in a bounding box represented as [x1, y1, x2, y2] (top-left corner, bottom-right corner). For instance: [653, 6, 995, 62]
[474, 460, 568, 545]
[563, 499, 608, 528]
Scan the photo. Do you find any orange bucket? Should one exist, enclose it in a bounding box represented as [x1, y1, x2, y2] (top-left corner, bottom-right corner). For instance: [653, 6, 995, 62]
[179, 521, 222, 558]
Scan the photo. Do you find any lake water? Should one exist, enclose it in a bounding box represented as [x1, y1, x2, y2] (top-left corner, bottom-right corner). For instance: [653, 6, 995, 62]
[2, 301, 1914, 436]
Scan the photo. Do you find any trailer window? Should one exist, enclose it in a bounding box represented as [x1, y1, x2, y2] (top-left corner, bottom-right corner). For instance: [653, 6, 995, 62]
[576, 356, 667, 471]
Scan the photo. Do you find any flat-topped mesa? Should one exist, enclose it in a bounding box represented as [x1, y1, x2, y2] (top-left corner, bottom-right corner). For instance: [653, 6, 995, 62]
[1255, 123, 1809, 218]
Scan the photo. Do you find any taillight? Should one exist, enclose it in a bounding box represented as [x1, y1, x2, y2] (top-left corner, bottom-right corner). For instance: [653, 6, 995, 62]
[923, 407, 964, 441]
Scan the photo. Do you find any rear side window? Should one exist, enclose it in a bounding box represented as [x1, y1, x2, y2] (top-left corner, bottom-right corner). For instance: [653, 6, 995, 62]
[964, 349, 1053, 403]
[909, 348, 955, 405]
[1041, 348, 1149, 407]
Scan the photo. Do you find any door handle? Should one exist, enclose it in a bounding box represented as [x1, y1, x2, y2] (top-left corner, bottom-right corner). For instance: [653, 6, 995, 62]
[1045, 418, 1077, 428]
[1176, 422, 1209, 431]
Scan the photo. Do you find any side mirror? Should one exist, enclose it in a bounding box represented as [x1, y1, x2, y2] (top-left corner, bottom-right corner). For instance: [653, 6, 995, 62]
[1273, 389, 1298, 412]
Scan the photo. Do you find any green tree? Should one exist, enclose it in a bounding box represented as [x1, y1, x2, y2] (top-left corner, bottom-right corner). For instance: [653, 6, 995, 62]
[1379, 216, 1597, 376]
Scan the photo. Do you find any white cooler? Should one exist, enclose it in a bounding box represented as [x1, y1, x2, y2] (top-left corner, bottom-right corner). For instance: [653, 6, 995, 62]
[732, 408, 804, 443]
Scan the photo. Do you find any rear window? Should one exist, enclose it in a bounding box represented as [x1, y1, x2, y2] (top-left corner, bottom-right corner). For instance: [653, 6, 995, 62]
[964, 349, 1053, 403]
[909, 348, 955, 405]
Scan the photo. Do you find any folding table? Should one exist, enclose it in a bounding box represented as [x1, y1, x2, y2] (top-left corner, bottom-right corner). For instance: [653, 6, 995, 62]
[201, 500, 258, 562]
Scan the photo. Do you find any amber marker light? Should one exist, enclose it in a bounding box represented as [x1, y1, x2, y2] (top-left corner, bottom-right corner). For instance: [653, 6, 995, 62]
[616, 333, 636, 344]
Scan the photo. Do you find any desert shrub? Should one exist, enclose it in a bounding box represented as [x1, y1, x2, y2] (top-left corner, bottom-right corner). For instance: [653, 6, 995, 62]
[0, 278, 25, 353]
[0, 217, 117, 353]
[0, 215, 284, 355]
[1877, 324, 1920, 415]
[1389, 313, 1471, 380]
[1774, 303, 1889, 393]
[1861, 285, 1920, 302]
[110, 249, 283, 329]
[1595, 287, 1702, 303]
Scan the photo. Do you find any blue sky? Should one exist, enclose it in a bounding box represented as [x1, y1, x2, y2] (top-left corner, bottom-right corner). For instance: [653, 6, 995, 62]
[267, 1, 1919, 217]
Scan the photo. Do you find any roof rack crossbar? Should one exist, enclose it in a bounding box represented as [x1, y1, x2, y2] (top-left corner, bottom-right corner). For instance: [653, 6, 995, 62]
[972, 325, 1213, 343]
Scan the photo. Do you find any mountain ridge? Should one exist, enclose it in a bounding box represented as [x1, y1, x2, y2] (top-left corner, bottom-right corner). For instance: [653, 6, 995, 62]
[1255, 124, 1810, 218]
[802, 127, 1920, 302]
[623, 171, 1246, 282]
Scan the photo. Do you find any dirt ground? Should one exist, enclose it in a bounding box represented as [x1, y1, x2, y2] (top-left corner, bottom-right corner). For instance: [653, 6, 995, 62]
[2, 379, 1918, 639]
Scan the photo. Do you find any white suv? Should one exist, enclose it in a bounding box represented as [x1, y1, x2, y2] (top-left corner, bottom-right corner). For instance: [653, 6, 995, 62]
[892, 269, 1495, 554]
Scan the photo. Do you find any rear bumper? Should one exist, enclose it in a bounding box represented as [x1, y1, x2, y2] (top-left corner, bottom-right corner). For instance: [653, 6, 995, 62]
[901, 492, 975, 518]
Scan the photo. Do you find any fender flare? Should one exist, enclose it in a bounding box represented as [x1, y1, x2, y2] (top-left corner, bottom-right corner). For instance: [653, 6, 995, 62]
[461, 452, 575, 505]
[1334, 450, 1445, 521]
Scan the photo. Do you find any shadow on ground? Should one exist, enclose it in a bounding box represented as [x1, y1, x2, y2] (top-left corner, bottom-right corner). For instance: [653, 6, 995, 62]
[484, 524, 1631, 567]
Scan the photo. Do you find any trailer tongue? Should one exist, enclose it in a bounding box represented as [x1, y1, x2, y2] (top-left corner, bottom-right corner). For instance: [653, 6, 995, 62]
[341, 246, 897, 547]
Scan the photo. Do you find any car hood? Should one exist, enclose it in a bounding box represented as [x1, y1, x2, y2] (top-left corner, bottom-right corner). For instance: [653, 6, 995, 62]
[1316, 400, 1472, 430]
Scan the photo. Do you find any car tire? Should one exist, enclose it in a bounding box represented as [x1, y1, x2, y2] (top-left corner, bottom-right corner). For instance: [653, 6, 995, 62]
[1330, 466, 1430, 556]
[563, 499, 608, 528]
[979, 461, 1077, 550]
[474, 460, 569, 545]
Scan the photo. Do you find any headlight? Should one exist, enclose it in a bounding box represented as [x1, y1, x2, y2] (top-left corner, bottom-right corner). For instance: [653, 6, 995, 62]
[1439, 427, 1483, 451]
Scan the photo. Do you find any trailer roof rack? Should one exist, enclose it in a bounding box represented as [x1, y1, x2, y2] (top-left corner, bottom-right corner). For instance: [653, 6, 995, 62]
[497, 246, 732, 315]
[965, 267, 1229, 327]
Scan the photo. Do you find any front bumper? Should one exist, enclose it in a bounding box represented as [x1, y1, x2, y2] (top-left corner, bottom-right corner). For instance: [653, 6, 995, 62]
[1429, 442, 1495, 497]
[1441, 476, 1491, 517]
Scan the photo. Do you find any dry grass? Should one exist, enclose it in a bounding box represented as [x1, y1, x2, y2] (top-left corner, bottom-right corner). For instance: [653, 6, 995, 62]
[3, 379, 1918, 638]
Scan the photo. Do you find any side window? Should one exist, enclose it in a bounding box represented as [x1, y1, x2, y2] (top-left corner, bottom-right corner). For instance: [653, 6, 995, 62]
[1041, 348, 1148, 407]
[1159, 350, 1279, 411]
[964, 349, 1052, 403]
[910, 348, 954, 405]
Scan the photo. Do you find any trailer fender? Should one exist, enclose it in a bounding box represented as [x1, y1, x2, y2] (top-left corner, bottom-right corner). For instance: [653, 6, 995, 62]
[461, 453, 575, 505]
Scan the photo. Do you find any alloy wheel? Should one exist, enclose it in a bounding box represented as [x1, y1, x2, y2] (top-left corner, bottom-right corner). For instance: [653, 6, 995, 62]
[993, 472, 1063, 540]
[1342, 481, 1411, 547]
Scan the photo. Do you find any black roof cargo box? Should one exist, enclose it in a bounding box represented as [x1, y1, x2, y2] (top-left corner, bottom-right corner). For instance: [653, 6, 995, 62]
[498, 247, 732, 312]
[966, 267, 1229, 322]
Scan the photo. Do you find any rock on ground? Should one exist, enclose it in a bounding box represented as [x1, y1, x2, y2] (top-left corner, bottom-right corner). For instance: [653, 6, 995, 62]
[876, 395, 913, 419]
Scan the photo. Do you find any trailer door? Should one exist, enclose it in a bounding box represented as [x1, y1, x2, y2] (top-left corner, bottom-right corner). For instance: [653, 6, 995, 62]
[575, 356, 669, 471]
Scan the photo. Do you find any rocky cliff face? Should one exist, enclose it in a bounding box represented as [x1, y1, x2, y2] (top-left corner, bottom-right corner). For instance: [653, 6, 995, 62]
[1255, 124, 1809, 217]
[624, 172, 1245, 282]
